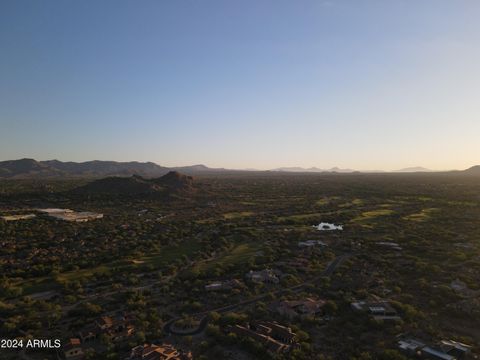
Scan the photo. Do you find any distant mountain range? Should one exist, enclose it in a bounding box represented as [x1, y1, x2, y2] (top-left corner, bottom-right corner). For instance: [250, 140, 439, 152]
[0, 158, 225, 178]
[273, 166, 440, 173]
[393, 167, 434, 172]
[271, 166, 356, 173]
[0, 158, 478, 178]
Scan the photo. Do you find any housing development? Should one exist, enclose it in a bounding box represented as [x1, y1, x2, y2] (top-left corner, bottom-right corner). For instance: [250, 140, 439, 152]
[1, 163, 479, 359]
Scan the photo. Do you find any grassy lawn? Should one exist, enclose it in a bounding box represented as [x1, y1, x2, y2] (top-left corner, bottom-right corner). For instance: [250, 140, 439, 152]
[278, 213, 324, 221]
[352, 208, 395, 223]
[214, 243, 260, 267]
[138, 241, 201, 267]
[19, 264, 121, 296]
[278, 209, 353, 223]
[223, 211, 255, 219]
[315, 196, 341, 206]
[338, 198, 364, 208]
[17, 241, 201, 296]
[194, 242, 260, 271]
[403, 208, 439, 222]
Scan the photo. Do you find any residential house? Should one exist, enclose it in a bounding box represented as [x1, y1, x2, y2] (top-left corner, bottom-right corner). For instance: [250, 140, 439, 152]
[226, 321, 298, 354]
[397, 338, 426, 356]
[63, 338, 84, 360]
[277, 298, 326, 319]
[438, 340, 472, 359]
[78, 312, 135, 344]
[421, 347, 457, 360]
[245, 269, 280, 284]
[398, 338, 472, 360]
[251, 321, 297, 344]
[351, 300, 401, 321]
[129, 343, 192, 360]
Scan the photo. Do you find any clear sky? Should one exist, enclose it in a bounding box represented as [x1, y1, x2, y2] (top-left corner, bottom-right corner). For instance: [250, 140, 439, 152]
[1, 1, 479, 171]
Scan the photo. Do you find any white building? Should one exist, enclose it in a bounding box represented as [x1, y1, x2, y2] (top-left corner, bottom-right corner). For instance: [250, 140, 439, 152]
[38, 208, 103, 222]
[314, 222, 343, 231]
[1, 214, 36, 221]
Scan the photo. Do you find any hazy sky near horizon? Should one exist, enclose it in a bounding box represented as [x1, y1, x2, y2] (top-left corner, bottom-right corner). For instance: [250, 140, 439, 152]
[1, 1, 479, 171]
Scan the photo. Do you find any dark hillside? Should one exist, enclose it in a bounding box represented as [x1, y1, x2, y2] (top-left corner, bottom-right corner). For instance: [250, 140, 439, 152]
[72, 171, 195, 196]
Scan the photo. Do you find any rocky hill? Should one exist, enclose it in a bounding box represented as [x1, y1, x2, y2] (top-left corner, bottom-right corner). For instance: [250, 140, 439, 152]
[73, 171, 194, 196]
[153, 171, 194, 191]
[463, 165, 480, 174]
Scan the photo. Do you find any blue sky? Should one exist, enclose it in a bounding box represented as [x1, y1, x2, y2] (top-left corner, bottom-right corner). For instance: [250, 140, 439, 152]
[1, 0, 479, 170]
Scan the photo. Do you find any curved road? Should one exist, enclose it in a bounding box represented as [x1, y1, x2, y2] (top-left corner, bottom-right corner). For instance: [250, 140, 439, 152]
[164, 253, 350, 336]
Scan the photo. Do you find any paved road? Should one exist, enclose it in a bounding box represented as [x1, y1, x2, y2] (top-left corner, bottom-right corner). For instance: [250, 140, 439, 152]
[164, 253, 351, 336]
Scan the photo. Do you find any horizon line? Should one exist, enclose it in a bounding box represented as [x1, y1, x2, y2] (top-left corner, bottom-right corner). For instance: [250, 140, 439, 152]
[0, 157, 476, 173]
